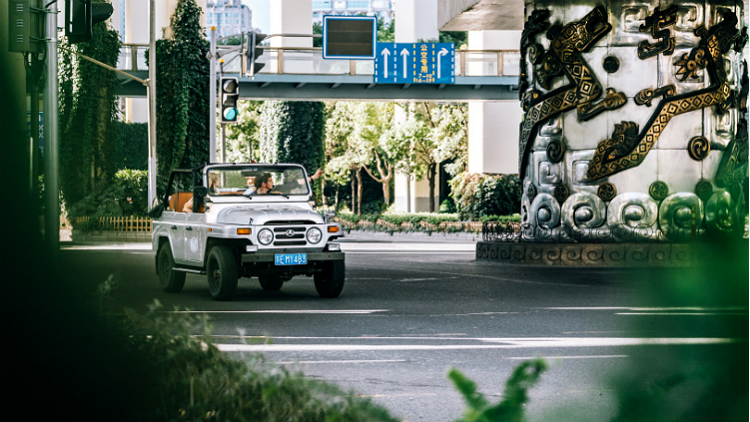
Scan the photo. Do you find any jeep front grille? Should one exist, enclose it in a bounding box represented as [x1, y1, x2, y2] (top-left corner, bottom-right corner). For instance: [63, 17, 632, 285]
[271, 226, 306, 246]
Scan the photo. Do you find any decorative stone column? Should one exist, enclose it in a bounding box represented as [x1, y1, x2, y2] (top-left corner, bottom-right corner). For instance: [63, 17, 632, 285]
[516, 0, 748, 243]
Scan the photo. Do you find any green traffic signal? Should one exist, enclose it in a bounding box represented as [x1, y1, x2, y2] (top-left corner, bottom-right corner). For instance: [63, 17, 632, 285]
[220, 77, 239, 124]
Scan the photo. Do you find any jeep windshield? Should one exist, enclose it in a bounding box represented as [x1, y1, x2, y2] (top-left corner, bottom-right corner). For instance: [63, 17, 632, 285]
[206, 165, 310, 197]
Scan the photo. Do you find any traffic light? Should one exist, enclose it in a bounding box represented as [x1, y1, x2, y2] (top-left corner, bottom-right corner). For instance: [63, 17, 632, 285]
[246, 32, 267, 76]
[8, 0, 44, 53]
[220, 77, 239, 124]
[65, 0, 114, 44]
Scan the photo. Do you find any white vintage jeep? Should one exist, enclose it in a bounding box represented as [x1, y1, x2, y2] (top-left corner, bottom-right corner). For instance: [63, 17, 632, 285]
[151, 163, 345, 301]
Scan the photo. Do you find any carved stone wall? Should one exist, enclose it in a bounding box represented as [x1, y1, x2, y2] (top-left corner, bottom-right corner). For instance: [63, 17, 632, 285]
[518, 0, 748, 242]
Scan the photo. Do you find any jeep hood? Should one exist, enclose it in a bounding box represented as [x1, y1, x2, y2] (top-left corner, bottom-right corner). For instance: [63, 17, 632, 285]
[216, 205, 324, 225]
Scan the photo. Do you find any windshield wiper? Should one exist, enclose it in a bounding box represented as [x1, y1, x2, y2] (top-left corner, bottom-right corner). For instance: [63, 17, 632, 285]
[268, 192, 290, 199]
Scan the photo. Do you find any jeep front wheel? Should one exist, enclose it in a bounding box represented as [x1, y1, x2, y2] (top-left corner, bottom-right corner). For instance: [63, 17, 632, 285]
[206, 246, 238, 301]
[258, 276, 284, 291]
[158, 244, 186, 293]
[314, 260, 345, 298]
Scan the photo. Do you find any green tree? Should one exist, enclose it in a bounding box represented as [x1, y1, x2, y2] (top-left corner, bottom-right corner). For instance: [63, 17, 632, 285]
[59, 1, 121, 206]
[258, 101, 326, 175]
[390, 103, 467, 213]
[325, 102, 404, 213]
[153, 0, 210, 192]
[222, 100, 263, 163]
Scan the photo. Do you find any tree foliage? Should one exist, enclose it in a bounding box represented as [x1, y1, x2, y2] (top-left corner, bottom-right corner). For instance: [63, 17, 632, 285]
[258, 101, 326, 174]
[221, 100, 263, 163]
[152, 0, 210, 192]
[59, 2, 121, 205]
[325, 102, 404, 212]
[112, 121, 148, 170]
[393, 103, 468, 212]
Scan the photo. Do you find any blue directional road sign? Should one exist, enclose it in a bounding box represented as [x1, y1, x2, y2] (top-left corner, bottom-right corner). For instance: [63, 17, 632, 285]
[374, 43, 455, 84]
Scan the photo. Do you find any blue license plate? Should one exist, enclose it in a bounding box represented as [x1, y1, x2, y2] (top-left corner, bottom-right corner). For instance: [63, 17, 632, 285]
[274, 253, 307, 266]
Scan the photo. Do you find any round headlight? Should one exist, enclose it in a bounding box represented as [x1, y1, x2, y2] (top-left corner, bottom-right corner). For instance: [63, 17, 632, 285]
[258, 228, 273, 245]
[306, 227, 322, 244]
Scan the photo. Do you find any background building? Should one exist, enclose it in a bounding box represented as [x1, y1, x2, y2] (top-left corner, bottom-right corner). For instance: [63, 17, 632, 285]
[206, 0, 253, 38]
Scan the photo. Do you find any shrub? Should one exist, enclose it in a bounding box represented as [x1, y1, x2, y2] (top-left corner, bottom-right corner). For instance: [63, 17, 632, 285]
[68, 169, 148, 224]
[450, 172, 521, 220]
[123, 300, 399, 422]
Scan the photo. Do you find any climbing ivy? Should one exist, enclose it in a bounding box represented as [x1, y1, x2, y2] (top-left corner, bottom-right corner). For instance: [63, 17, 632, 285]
[258, 101, 326, 174]
[112, 121, 148, 170]
[152, 0, 210, 193]
[58, 1, 121, 206]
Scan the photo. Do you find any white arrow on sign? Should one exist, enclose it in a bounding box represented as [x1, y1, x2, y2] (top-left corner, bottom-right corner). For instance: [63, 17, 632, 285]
[437, 48, 449, 79]
[381, 48, 391, 78]
[400, 48, 410, 79]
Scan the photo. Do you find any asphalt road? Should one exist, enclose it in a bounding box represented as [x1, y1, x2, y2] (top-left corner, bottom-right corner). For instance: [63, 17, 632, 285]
[59, 240, 748, 422]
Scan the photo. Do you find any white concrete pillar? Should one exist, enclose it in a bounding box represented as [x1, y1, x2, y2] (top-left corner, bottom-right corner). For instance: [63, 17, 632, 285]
[269, 0, 312, 73]
[467, 30, 521, 174]
[395, 0, 439, 43]
[393, 0, 439, 212]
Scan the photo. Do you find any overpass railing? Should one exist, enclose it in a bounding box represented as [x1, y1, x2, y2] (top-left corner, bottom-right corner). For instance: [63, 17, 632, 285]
[118, 44, 521, 77]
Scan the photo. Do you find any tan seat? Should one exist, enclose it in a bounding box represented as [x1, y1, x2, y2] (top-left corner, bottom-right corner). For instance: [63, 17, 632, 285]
[169, 192, 193, 212]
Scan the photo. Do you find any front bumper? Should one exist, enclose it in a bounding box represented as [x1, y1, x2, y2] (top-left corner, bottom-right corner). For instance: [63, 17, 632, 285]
[241, 251, 345, 263]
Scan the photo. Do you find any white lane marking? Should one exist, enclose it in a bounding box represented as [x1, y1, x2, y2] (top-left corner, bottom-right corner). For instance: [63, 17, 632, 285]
[360, 393, 438, 398]
[541, 307, 748, 311]
[276, 359, 407, 364]
[395, 278, 439, 282]
[216, 337, 737, 353]
[616, 312, 748, 316]
[61, 243, 152, 251]
[505, 355, 628, 360]
[168, 309, 389, 315]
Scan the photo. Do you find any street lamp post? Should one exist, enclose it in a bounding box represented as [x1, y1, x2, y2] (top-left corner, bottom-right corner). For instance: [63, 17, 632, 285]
[44, 1, 60, 254]
[147, 0, 158, 207]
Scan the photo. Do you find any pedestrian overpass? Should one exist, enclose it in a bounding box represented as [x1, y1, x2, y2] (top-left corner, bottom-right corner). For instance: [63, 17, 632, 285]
[115, 44, 521, 101]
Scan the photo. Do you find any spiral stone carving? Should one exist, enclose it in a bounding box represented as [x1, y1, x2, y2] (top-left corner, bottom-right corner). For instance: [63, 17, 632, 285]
[553, 184, 569, 204]
[607, 193, 659, 241]
[602, 56, 619, 73]
[561, 192, 607, 240]
[597, 183, 617, 202]
[649, 181, 669, 202]
[523, 178, 537, 201]
[687, 136, 710, 161]
[529, 193, 561, 242]
[546, 139, 565, 163]
[658, 193, 704, 241]
[705, 191, 735, 234]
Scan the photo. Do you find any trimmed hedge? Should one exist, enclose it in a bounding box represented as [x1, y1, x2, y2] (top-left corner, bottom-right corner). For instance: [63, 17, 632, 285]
[336, 211, 520, 233]
[450, 173, 521, 220]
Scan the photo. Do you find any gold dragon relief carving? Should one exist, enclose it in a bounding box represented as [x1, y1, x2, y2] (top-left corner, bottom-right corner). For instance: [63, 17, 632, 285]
[587, 11, 742, 181]
[518, 5, 614, 179]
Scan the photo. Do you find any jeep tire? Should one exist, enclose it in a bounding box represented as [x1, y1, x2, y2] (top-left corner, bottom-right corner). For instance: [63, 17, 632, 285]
[157, 244, 186, 293]
[206, 246, 238, 301]
[314, 260, 345, 298]
[258, 276, 284, 291]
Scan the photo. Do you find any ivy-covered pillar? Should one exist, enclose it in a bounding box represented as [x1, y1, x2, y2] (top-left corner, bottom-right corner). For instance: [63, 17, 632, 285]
[517, 0, 748, 243]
